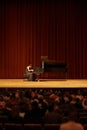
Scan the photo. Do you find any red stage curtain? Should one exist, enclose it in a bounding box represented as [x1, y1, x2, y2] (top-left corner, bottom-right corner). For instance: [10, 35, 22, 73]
[0, 0, 87, 79]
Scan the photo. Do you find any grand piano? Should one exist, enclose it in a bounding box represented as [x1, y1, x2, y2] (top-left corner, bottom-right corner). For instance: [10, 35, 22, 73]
[41, 56, 68, 79]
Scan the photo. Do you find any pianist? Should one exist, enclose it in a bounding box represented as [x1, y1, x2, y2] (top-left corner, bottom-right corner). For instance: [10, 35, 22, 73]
[26, 64, 34, 72]
[25, 64, 34, 81]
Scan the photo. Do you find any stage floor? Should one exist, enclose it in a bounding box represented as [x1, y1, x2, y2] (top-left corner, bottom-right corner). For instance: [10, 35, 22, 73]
[0, 79, 87, 88]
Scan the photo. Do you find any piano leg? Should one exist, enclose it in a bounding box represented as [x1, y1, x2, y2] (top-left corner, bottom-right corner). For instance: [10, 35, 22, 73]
[65, 72, 67, 79]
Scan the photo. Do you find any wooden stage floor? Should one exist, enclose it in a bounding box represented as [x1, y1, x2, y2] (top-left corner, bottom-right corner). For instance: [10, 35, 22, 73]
[0, 79, 87, 88]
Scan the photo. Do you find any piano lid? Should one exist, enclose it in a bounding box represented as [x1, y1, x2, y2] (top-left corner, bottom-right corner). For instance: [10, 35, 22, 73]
[41, 58, 67, 72]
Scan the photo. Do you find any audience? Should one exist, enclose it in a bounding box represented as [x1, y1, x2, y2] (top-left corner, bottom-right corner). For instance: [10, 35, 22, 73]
[60, 106, 84, 130]
[0, 88, 86, 128]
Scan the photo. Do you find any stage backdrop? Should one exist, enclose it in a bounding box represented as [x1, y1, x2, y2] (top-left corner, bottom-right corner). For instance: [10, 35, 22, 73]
[0, 0, 87, 79]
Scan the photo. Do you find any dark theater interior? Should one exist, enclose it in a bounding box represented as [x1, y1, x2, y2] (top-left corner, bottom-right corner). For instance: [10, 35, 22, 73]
[0, 0, 87, 130]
